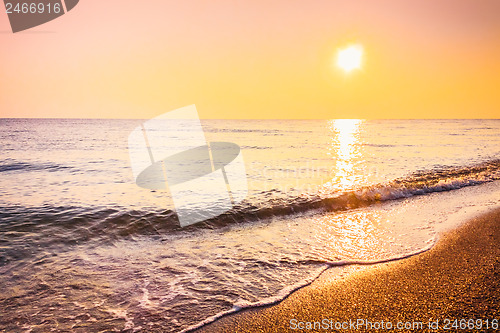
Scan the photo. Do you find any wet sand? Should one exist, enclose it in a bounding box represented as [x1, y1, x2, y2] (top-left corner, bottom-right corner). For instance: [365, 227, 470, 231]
[197, 208, 500, 332]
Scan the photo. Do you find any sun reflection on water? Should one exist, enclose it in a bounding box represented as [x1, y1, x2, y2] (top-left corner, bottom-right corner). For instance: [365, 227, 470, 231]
[325, 119, 364, 192]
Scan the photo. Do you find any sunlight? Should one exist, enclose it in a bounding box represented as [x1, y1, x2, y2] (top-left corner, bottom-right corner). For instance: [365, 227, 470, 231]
[326, 119, 363, 191]
[336, 44, 363, 73]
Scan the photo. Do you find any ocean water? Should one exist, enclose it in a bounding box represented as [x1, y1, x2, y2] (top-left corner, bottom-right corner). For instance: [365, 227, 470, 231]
[1, 118, 500, 332]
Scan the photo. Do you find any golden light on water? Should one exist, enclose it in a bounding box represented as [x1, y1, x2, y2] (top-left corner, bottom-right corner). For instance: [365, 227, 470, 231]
[336, 44, 363, 73]
[310, 210, 387, 260]
[326, 119, 363, 191]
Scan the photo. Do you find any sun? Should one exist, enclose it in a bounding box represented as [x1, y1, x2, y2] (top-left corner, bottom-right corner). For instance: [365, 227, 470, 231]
[336, 44, 363, 73]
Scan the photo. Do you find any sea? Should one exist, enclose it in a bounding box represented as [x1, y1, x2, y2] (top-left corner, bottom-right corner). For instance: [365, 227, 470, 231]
[1, 118, 500, 332]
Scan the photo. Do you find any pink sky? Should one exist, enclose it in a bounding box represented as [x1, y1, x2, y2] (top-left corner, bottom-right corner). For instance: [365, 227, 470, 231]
[1, 0, 499, 118]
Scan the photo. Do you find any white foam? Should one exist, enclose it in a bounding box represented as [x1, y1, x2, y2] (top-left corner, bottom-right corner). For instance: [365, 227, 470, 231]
[181, 180, 500, 332]
[106, 308, 136, 331]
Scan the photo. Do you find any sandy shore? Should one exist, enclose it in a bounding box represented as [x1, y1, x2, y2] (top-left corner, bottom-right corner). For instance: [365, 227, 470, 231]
[197, 208, 500, 332]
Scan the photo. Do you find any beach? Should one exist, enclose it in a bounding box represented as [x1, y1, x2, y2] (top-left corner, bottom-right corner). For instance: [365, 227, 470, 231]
[2, 0, 500, 331]
[197, 208, 500, 332]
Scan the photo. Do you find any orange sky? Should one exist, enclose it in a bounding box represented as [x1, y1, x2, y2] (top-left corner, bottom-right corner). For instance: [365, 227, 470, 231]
[1, 0, 499, 119]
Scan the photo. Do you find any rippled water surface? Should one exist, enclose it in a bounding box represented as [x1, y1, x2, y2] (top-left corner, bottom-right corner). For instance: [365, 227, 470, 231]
[1, 119, 500, 331]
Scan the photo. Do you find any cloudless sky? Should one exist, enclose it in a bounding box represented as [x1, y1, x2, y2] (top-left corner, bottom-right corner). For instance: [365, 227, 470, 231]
[1, 0, 499, 119]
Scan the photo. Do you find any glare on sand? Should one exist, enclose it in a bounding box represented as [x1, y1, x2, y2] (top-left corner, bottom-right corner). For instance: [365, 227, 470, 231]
[336, 44, 363, 72]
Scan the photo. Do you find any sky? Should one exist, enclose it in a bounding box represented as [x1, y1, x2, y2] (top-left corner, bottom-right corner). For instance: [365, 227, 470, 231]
[1, 0, 500, 119]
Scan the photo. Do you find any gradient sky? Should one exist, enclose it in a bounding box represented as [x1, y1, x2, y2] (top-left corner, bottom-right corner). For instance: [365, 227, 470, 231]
[1, 0, 500, 119]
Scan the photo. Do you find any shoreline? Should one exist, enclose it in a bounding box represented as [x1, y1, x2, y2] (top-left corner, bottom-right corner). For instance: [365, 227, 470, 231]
[197, 207, 500, 332]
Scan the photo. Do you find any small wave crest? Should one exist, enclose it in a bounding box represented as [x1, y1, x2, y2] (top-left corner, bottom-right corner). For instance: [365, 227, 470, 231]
[1, 160, 499, 254]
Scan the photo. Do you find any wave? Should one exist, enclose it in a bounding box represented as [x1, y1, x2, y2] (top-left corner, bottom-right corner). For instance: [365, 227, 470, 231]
[1, 160, 499, 252]
[201, 159, 500, 227]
